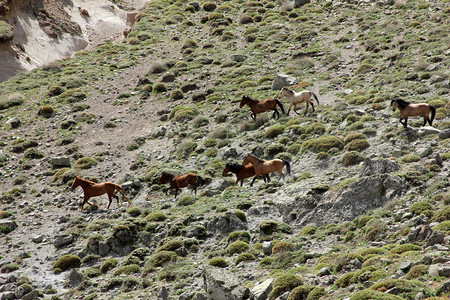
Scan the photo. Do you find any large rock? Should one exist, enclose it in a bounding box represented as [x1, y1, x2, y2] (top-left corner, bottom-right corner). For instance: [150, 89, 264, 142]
[203, 267, 250, 300]
[51, 157, 71, 168]
[418, 126, 440, 137]
[272, 74, 298, 90]
[279, 174, 406, 226]
[428, 263, 450, 277]
[439, 129, 450, 140]
[66, 269, 83, 287]
[53, 234, 74, 248]
[206, 212, 246, 235]
[250, 278, 274, 300]
[294, 0, 311, 7]
[360, 158, 400, 176]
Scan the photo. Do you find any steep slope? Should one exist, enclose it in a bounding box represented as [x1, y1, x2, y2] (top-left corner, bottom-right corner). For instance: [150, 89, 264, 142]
[0, 0, 141, 81]
[0, 0, 449, 299]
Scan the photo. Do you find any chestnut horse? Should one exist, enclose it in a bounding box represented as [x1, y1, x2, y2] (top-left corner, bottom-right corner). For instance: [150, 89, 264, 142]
[158, 172, 205, 198]
[71, 176, 130, 211]
[240, 95, 286, 120]
[242, 154, 291, 186]
[278, 87, 319, 115]
[222, 163, 270, 187]
[391, 98, 436, 128]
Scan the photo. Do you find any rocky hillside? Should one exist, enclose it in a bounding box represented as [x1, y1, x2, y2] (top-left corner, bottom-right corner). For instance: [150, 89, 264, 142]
[0, 0, 449, 299]
[0, 0, 143, 81]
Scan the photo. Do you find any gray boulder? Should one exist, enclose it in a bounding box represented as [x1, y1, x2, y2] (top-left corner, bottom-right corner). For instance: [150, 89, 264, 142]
[250, 278, 274, 300]
[206, 212, 246, 235]
[294, 0, 311, 8]
[418, 126, 440, 137]
[280, 174, 406, 226]
[66, 269, 83, 287]
[439, 129, 450, 140]
[360, 158, 400, 176]
[51, 157, 71, 168]
[203, 267, 250, 300]
[272, 74, 298, 90]
[53, 234, 74, 248]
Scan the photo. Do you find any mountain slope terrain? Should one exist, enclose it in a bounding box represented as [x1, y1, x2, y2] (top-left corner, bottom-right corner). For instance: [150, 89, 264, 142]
[0, 0, 449, 299]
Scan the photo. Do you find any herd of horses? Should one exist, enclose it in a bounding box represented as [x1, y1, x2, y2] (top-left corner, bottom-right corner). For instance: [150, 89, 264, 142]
[71, 87, 437, 211]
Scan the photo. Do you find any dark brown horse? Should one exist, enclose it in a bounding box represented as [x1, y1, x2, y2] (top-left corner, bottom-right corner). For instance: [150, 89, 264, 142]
[222, 163, 270, 187]
[71, 176, 130, 211]
[158, 172, 205, 198]
[391, 98, 436, 128]
[240, 95, 286, 120]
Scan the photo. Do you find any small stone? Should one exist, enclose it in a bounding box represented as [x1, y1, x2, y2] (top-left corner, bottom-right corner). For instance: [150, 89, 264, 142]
[262, 241, 272, 256]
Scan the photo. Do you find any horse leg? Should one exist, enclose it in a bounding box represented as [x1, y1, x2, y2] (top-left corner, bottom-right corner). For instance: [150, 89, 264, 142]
[423, 117, 427, 127]
[81, 194, 95, 211]
[273, 108, 279, 119]
[250, 177, 257, 187]
[287, 105, 291, 115]
[399, 118, 406, 127]
[111, 193, 119, 208]
[310, 101, 315, 112]
[304, 102, 309, 115]
[107, 194, 112, 209]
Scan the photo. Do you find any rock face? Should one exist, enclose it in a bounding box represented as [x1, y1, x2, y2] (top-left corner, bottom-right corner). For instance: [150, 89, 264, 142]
[206, 212, 246, 235]
[272, 74, 298, 90]
[203, 267, 250, 300]
[360, 158, 400, 176]
[250, 278, 274, 300]
[279, 174, 406, 226]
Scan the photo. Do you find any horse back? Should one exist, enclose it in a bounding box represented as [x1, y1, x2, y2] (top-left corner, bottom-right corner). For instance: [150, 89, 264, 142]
[405, 103, 430, 116]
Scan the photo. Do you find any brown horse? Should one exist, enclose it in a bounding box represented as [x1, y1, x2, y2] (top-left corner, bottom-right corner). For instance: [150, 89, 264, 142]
[71, 176, 130, 211]
[240, 95, 286, 120]
[158, 172, 205, 198]
[222, 163, 270, 187]
[391, 98, 436, 128]
[278, 87, 319, 115]
[242, 154, 291, 187]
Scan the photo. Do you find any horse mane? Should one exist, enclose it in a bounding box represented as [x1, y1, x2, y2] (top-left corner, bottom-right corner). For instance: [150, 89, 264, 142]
[393, 98, 410, 109]
[282, 87, 294, 94]
[242, 95, 258, 103]
[226, 163, 245, 172]
[76, 177, 97, 185]
[248, 154, 264, 163]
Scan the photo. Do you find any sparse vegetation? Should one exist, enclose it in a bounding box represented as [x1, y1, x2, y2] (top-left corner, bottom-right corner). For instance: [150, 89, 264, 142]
[0, 0, 448, 298]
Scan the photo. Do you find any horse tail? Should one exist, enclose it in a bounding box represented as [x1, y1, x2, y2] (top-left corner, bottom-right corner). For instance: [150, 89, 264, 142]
[283, 160, 291, 176]
[196, 175, 205, 187]
[275, 98, 286, 115]
[311, 91, 319, 105]
[115, 184, 131, 203]
[429, 105, 436, 126]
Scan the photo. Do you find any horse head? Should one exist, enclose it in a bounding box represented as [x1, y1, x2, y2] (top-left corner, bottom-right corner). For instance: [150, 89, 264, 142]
[240, 96, 249, 107]
[279, 87, 293, 98]
[390, 98, 399, 111]
[158, 172, 174, 184]
[222, 164, 230, 176]
[242, 154, 253, 165]
[71, 176, 81, 190]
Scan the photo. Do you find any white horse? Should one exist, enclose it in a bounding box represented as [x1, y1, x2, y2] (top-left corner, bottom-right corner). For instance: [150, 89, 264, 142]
[278, 87, 319, 115]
